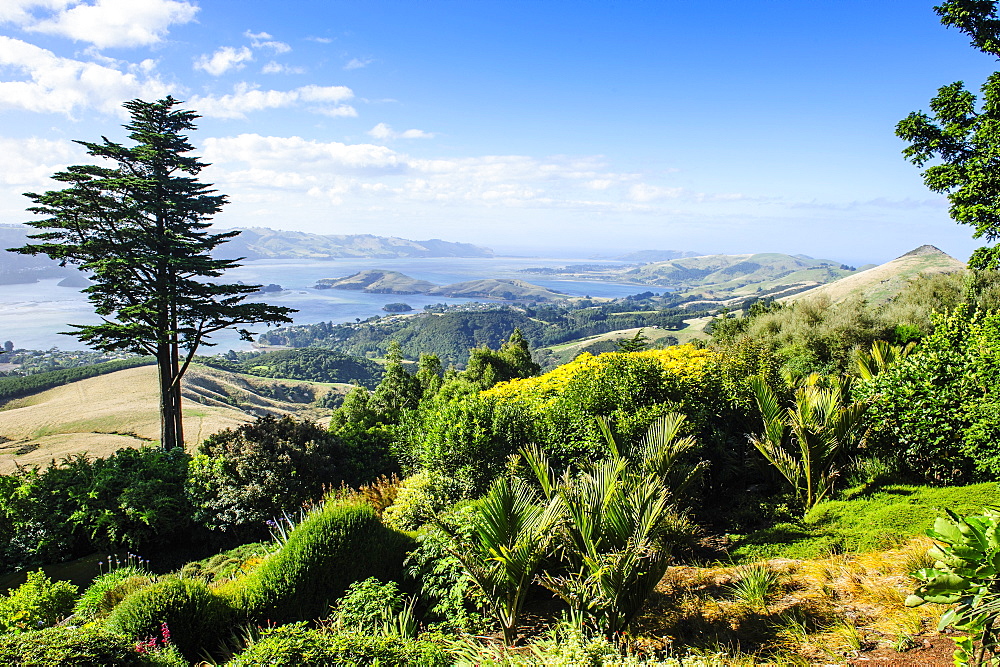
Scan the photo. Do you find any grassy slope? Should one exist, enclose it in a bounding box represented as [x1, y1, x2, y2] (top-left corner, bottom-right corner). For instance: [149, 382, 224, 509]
[0, 364, 345, 472]
[782, 246, 965, 305]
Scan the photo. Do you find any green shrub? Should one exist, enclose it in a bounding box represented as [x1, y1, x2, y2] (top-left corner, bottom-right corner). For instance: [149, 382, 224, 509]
[382, 471, 470, 531]
[331, 577, 406, 632]
[187, 415, 347, 536]
[0, 626, 138, 666]
[404, 507, 486, 631]
[73, 565, 154, 621]
[0, 570, 77, 634]
[218, 498, 414, 625]
[0, 448, 192, 573]
[106, 577, 234, 661]
[226, 623, 449, 667]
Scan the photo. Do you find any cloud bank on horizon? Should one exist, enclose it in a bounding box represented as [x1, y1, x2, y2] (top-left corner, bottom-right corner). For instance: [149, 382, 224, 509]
[0, 0, 991, 264]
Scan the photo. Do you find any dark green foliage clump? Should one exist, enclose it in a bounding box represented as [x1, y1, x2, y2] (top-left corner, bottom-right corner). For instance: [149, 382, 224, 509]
[105, 577, 234, 661]
[0, 447, 192, 573]
[0, 626, 139, 666]
[226, 623, 449, 667]
[218, 498, 414, 625]
[260, 304, 694, 367]
[186, 415, 346, 535]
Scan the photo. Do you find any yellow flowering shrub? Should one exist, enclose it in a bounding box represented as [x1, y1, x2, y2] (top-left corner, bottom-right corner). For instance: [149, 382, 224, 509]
[483, 345, 714, 404]
[408, 346, 728, 489]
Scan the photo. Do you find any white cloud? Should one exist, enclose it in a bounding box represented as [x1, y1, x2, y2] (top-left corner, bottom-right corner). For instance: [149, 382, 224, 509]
[344, 57, 372, 70]
[203, 134, 403, 172]
[0, 0, 71, 25]
[0, 137, 86, 186]
[244, 29, 290, 53]
[629, 183, 684, 202]
[307, 36, 332, 44]
[189, 83, 354, 119]
[26, 0, 198, 49]
[201, 134, 650, 211]
[367, 122, 434, 140]
[0, 36, 170, 116]
[261, 61, 303, 75]
[194, 46, 253, 76]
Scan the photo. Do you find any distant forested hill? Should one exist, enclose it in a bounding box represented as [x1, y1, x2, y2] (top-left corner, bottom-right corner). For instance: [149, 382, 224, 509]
[198, 348, 383, 388]
[218, 227, 494, 259]
[259, 300, 702, 366]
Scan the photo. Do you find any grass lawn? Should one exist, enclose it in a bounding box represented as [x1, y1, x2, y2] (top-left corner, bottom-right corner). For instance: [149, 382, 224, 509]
[730, 482, 1000, 562]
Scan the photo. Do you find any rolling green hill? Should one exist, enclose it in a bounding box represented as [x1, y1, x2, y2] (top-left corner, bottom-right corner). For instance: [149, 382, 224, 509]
[620, 252, 857, 294]
[218, 227, 493, 259]
[426, 278, 569, 302]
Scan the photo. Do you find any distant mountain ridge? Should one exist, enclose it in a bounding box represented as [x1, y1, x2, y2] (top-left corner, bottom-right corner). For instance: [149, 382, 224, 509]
[219, 227, 494, 259]
[0, 224, 496, 286]
[614, 249, 703, 262]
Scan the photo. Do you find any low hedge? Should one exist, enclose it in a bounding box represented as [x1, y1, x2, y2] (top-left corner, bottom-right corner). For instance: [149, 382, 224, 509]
[226, 623, 449, 666]
[0, 626, 138, 666]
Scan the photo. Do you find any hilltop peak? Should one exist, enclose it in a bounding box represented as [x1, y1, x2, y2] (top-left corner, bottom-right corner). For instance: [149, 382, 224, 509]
[900, 244, 949, 258]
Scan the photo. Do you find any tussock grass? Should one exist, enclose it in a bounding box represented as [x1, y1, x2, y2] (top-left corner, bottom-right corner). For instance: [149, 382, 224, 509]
[633, 538, 946, 663]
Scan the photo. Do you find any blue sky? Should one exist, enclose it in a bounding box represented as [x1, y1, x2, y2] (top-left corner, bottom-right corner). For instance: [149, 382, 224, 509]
[1, 0, 997, 265]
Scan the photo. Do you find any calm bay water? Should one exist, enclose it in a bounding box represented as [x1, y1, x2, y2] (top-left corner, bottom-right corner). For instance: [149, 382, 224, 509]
[0, 257, 643, 351]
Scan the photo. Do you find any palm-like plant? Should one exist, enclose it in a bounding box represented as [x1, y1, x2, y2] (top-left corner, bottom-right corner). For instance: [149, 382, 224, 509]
[438, 476, 560, 645]
[856, 339, 916, 380]
[749, 374, 865, 513]
[527, 413, 702, 636]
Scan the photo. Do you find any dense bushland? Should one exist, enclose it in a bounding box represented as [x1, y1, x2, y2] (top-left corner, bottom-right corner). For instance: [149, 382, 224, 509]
[197, 347, 383, 387]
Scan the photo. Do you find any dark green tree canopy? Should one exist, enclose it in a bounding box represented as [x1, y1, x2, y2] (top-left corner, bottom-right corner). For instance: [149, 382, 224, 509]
[897, 1, 1000, 269]
[10, 97, 294, 449]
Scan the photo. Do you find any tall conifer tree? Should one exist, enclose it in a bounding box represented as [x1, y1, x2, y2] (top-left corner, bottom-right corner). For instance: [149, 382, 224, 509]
[11, 97, 294, 450]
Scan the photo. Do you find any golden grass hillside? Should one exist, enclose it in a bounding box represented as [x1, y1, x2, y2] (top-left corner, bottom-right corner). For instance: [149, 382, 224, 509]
[0, 364, 343, 472]
[782, 245, 965, 305]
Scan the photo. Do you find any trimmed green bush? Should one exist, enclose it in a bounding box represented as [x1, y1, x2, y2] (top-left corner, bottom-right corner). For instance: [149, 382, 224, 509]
[226, 623, 449, 666]
[106, 577, 234, 661]
[218, 498, 415, 625]
[0, 626, 137, 666]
